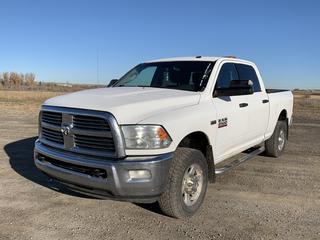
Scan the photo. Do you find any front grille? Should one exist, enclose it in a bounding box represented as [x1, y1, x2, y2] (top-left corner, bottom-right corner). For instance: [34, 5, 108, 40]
[73, 115, 110, 131]
[40, 109, 117, 157]
[41, 127, 63, 144]
[74, 134, 115, 151]
[42, 111, 62, 126]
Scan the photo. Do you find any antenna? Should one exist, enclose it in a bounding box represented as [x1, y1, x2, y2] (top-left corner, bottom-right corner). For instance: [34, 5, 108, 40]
[96, 50, 100, 85]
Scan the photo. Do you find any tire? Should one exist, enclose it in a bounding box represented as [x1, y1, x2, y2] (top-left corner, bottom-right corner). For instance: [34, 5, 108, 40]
[265, 120, 288, 157]
[158, 147, 208, 218]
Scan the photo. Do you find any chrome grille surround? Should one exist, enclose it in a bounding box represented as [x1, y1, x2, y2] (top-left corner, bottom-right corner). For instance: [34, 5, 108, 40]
[39, 105, 125, 158]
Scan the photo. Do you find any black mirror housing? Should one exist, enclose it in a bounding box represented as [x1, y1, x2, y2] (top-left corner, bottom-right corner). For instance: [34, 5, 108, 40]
[107, 79, 118, 87]
[214, 80, 254, 97]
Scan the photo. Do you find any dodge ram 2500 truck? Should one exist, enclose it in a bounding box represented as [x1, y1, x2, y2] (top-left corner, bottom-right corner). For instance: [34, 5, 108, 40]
[34, 56, 293, 218]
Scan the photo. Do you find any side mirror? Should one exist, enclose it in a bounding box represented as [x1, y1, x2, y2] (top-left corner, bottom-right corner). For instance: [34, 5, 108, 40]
[107, 79, 118, 87]
[214, 80, 254, 97]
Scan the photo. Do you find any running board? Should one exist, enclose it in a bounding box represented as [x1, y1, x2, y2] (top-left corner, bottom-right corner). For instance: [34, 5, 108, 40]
[215, 146, 265, 175]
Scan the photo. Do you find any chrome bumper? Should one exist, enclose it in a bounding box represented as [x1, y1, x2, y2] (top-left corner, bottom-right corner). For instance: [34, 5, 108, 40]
[34, 140, 172, 202]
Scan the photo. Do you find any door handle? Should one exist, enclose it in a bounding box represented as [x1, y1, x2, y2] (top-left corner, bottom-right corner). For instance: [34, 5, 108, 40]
[239, 103, 248, 108]
[262, 99, 269, 104]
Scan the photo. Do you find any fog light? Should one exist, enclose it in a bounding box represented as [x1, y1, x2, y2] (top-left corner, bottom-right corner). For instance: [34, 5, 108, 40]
[128, 170, 151, 180]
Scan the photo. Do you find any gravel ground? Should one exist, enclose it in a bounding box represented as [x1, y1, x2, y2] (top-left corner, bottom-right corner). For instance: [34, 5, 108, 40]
[0, 100, 320, 240]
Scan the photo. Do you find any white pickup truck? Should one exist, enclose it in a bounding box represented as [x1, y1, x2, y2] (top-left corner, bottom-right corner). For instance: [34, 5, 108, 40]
[34, 56, 293, 218]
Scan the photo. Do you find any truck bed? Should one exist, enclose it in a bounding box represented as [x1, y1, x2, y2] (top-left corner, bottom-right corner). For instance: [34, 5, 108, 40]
[264, 89, 293, 138]
[266, 89, 290, 94]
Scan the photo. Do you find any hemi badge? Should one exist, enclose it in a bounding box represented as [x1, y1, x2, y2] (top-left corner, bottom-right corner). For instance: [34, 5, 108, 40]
[210, 120, 217, 125]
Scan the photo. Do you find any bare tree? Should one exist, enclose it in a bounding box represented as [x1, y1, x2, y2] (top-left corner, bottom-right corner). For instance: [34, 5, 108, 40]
[9, 72, 22, 87]
[0, 72, 36, 89]
[25, 73, 36, 86]
[2, 72, 10, 87]
[0, 73, 3, 87]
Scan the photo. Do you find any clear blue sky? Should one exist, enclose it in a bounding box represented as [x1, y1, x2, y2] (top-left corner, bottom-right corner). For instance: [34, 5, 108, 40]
[0, 0, 319, 89]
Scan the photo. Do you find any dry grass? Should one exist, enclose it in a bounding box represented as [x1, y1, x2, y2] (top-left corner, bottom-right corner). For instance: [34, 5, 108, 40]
[0, 83, 102, 92]
[293, 92, 320, 123]
[0, 90, 64, 116]
[293, 97, 320, 123]
[0, 90, 63, 102]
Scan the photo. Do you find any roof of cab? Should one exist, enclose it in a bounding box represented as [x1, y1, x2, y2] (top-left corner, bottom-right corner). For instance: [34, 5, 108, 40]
[146, 56, 220, 63]
[146, 56, 254, 65]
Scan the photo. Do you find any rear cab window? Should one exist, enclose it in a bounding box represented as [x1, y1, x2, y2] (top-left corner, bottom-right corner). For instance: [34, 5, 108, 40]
[235, 64, 261, 92]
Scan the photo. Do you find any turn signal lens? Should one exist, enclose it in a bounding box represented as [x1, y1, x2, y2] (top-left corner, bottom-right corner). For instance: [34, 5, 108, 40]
[157, 127, 169, 141]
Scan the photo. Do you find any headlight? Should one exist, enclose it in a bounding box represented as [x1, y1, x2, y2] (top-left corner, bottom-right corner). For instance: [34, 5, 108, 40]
[121, 125, 172, 149]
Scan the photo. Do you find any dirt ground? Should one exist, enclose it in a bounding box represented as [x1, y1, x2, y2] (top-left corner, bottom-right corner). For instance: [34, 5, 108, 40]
[0, 90, 319, 240]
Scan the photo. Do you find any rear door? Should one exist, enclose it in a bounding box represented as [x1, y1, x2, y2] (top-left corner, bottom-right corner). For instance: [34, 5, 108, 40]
[212, 63, 251, 161]
[235, 64, 269, 144]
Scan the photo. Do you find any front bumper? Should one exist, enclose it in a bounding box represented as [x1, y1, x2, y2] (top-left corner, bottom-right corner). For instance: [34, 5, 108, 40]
[34, 140, 172, 203]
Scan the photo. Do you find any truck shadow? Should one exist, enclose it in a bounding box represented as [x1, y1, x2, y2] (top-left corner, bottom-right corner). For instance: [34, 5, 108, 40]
[4, 137, 165, 215]
[4, 137, 95, 199]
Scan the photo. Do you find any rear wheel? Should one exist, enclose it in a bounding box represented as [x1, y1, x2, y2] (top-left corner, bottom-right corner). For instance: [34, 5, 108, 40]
[158, 147, 208, 218]
[265, 120, 288, 157]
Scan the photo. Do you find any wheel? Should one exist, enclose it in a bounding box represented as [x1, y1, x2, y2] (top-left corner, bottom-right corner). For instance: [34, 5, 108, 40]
[265, 120, 288, 157]
[158, 147, 208, 218]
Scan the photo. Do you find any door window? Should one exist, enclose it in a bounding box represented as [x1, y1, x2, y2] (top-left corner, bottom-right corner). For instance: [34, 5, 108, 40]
[214, 63, 239, 89]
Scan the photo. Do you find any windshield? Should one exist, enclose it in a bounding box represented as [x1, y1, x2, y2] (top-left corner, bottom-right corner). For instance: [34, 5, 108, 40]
[113, 61, 215, 92]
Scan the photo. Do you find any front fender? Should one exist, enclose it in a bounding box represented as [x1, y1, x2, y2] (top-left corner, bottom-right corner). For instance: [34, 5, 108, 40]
[124, 101, 217, 157]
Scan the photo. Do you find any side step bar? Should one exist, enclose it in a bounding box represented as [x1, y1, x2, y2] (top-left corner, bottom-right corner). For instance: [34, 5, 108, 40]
[215, 146, 265, 175]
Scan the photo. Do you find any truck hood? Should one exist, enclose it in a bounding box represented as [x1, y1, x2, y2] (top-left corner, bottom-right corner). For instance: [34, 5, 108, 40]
[44, 87, 201, 124]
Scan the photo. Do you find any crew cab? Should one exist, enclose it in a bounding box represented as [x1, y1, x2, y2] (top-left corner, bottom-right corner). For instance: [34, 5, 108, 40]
[34, 56, 293, 218]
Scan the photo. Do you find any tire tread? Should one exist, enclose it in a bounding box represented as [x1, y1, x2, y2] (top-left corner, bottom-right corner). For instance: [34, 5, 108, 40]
[265, 120, 287, 157]
[158, 147, 208, 218]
